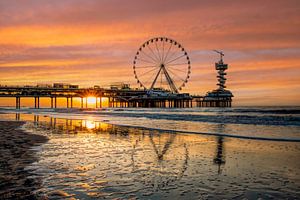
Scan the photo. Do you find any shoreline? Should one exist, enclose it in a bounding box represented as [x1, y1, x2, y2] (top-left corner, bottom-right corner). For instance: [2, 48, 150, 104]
[0, 116, 299, 199]
[0, 121, 48, 200]
[1, 110, 300, 142]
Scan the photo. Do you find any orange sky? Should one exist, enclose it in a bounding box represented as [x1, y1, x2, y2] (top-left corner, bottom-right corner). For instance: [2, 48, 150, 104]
[0, 0, 300, 106]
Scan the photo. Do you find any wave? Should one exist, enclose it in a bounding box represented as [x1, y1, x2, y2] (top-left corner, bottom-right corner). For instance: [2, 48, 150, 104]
[1, 107, 300, 142]
[113, 123, 300, 142]
[81, 110, 300, 126]
[1, 107, 300, 126]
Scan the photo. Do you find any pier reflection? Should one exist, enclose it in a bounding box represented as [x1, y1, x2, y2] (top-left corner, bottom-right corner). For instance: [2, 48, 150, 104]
[149, 132, 177, 161]
[3, 112, 299, 199]
[0, 113, 297, 199]
[19, 113, 227, 177]
[29, 114, 192, 191]
[10, 112, 230, 197]
[15, 112, 20, 120]
[214, 137, 225, 174]
[213, 123, 227, 174]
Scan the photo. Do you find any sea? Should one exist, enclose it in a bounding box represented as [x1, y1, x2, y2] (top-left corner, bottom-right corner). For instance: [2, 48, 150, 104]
[0, 106, 299, 199]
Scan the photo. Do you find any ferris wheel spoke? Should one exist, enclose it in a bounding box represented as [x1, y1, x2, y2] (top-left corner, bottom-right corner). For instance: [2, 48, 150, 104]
[140, 50, 159, 63]
[162, 40, 165, 63]
[167, 62, 188, 66]
[166, 65, 188, 73]
[138, 67, 160, 77]
[166, 68, 186, 82]
[162, 42, 173, 63]
[155, 42, 162, 62]
[165, 54, 186, 65]
[135, 65, 158, 69]
[136, 58, 157, 64]
[147, 45, 160, 62]
[164, 49, 179, 64]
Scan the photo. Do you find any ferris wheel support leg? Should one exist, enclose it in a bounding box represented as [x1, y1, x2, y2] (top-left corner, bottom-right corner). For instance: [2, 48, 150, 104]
[150, 67, 162, 90]
[162, 67, 178, 93]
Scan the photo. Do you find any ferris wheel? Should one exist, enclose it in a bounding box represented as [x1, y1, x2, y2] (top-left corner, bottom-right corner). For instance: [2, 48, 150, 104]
[133, 37, 191, 93]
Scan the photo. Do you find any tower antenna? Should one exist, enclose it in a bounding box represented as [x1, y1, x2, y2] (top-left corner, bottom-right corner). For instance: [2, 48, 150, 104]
[213, 50, 224, 62]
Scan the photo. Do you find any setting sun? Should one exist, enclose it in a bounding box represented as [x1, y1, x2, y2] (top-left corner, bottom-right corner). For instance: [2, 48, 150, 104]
[87, 97, 96, 104]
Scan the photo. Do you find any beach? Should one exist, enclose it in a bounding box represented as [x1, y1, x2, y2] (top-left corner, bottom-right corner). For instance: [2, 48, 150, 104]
[0, 107, 299, 199]
[0, 108, 299, 199]
[0, 121, 48, 200]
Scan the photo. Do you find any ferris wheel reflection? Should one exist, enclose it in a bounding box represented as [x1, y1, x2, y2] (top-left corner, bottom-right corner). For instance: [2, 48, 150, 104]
[18, 113, 228, 190]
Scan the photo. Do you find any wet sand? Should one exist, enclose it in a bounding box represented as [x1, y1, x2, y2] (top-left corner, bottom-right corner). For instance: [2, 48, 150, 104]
[23, 118, 300, 199]
[0, 121, 48, 200]
[0, 114, 300, 199]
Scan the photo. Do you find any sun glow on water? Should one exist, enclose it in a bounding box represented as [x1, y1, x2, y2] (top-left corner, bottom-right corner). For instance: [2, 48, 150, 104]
[84, 120, 96, 129]
[82, 120, 108, 130]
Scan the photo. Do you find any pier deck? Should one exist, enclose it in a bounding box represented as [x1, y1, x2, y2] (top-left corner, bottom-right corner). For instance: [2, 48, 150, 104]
[0, 86, 196, 109]
[0, 86, 232, 109]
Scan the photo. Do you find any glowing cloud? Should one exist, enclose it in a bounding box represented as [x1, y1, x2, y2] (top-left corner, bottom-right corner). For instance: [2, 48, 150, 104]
[0, 0, 299, 105]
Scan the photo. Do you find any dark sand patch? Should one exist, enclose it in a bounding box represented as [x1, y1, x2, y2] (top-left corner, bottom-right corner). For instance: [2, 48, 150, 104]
[0, 121, 48, 200]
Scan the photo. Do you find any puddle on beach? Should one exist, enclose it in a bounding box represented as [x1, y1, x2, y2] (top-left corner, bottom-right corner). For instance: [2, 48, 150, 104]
[1, 113, 300, 199]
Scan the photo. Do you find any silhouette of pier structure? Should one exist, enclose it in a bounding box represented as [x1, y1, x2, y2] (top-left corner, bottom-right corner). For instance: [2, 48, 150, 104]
[196, 50, 233, 107]
[0, 86, 193, 109]
[0, 37, 233, 108]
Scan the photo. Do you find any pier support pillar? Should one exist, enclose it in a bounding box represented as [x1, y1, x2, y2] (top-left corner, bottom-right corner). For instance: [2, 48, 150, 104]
[54, 97, 57, 108]
[51, 97, 53, 108]
[15, 113, 20, 120]
[81, 97, 83, 108]
[34, 115, 39, 122]
[15, 97, 20, 109]
[34, 97, 39, 109]
[53, 118, 56, 128]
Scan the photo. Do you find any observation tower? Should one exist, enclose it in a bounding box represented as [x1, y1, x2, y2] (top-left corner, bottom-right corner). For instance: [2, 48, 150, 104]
[202, 50, 233, 107]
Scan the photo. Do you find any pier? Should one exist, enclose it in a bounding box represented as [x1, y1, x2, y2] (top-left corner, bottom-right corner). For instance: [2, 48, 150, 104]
[199, 50, 233, 107]
[0, 85, 194, 109]
[0, 38, 233, 108]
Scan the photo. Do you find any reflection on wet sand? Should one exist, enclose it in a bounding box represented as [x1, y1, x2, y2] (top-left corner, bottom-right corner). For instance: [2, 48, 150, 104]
[5, 113, 300, 199]
[214, 137, 225, 174]
[28, 114, 192, 191]
[212, 123, 226, 174]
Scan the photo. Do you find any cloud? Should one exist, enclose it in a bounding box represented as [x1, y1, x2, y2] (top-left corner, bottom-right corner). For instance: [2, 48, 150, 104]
[0, 0, 299, 105]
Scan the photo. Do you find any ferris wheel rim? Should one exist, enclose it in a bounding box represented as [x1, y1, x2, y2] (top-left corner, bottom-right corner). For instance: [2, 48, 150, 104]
[133, 37, 191, 92]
